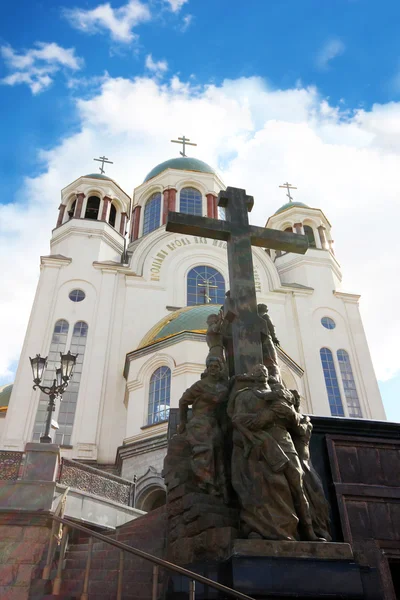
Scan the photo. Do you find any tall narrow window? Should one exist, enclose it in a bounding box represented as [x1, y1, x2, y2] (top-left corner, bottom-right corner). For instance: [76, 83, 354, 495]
[32, 320, 69, 442]
[304, 225, 316, 248]
[337, 350, 363, 418]
[108, 203, 117, 228]
[85, 196, 100, 220]
[180, 187, 202, 215]
[148, 367, 171, 425]
[55, 321, 88, 446]
[143, 192, 161, 235]
[68, 200, 76, 219]
[187, 266, 225, 305]
[320, 347, 345, 416]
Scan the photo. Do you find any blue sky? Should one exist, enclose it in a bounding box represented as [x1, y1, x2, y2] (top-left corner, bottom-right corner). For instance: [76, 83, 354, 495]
[0, 0, 400, 421]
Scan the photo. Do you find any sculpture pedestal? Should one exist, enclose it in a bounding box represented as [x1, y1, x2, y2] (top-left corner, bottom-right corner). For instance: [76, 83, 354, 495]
[229, 540, 363, 599]
[166, 540, 365, 599]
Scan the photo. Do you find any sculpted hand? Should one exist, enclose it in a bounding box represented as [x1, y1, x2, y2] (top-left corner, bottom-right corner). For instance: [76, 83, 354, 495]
[273, 338, 280, 346]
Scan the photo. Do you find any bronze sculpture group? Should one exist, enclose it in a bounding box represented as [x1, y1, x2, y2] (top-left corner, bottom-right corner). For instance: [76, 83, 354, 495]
[175, 303, 331, 543]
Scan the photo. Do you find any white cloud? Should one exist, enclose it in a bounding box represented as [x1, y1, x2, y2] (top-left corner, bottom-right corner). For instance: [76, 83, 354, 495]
[316, 38, 345, 70]
[0, 42, 83, 94]
[64, 0, 151, 43]
[166, 0, 188, 12]
[145, 54, 168, 76]
[2, 74, 400, 402]
[180, 14, 193, 32]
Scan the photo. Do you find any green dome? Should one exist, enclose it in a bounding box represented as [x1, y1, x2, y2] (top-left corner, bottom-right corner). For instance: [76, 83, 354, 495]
[139, 304, 221, 348]
[84, 173, 113, 180]
[274, 201, 310, 215]
[0, 384, 13, 409]
[144, 157, 216, 182]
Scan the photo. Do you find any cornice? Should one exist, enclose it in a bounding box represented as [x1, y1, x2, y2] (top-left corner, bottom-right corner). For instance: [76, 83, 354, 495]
[40, 254, 72, 269]
[126, 379, 144, 392]
[333, 291, 361, 304]
[124, 331, 206, 378]
[52, 220, 124, 254]
[92, 261, 131, 274]
[280, 283, 314, 296]
[173, 362, 205, 377]
[276, 252, 342, 282]
[277, 347, 304, 378]
[121, 426, 168, 452]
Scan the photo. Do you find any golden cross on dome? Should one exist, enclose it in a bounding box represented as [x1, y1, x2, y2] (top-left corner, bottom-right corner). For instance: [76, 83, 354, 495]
[94, 155, 113, 175]
[170, 135, 197, 157]
[279, 182, 297, 202]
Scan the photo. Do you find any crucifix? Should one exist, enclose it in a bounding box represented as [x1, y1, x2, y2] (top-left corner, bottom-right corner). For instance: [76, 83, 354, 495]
[170, 135, 197, 157]
[279, 182, 297, 202]
[166, 186, 308, 376]
[94, 155, 113, 175]
[198, 279, 218, 304]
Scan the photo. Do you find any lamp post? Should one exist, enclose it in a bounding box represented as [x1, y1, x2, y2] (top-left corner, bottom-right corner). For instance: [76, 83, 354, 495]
[29, 351, 78, 444]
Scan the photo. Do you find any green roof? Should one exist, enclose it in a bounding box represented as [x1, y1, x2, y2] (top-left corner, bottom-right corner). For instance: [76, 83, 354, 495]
[84, 173, 113, 180]
[0, 384, 13, 409]
[274, 201, 310, 215]
[144, 157, 216, 183]
[139, 304, 222, 348]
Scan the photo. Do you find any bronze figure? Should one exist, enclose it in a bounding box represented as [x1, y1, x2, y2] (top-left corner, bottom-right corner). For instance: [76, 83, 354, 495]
[228, 364, 326, 541]
[178, 356, 229, 501]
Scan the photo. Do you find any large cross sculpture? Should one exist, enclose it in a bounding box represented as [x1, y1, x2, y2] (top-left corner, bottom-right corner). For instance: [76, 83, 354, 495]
[166, 186, 308, 376]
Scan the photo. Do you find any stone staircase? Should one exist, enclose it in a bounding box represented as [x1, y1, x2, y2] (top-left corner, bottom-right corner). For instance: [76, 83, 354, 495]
[31, 506, 167, 600]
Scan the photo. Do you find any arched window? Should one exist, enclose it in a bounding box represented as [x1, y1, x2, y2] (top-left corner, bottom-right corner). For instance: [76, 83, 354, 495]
[320, 348, 344, 417]
[337, 350, 362, 418]
[68, 199, 76, 219]
[187, 266, 226, 305]
[304, 225, 316, 248]
[32, 320, 69, 442]
[143, 192, 161, 235]
[85, 196, 100, 220]
[108, 203, 117, 228]
[284, 226, 293, 233]
[180, 187, 202, 215]
[55, 321, 89, 446]
[148, 366, 171, 425]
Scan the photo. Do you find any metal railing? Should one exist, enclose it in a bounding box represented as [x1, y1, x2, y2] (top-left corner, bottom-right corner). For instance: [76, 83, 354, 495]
[0, 450, 24, 480]
[47, 514, 255, 600]
[58, 458, 133, 506]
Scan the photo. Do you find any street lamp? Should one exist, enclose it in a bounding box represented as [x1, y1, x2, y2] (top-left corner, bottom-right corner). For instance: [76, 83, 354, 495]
[29, 351, 78, 444]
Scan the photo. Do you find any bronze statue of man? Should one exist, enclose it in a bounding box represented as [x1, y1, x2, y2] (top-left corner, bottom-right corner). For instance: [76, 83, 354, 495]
[258, 303, 281, 382]
[228, 364, 326, 541]
[205, 312, 225, 365]
[178, 357, 229, 501]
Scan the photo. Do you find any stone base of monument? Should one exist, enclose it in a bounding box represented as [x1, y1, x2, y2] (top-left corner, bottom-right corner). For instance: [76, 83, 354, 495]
[166, 539, 365, 599]
[164, 431, 240, 564]
[166, 485, 239, 564]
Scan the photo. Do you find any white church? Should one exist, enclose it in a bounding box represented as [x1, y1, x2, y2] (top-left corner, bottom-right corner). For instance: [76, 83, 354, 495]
[0, 150, 386, 511]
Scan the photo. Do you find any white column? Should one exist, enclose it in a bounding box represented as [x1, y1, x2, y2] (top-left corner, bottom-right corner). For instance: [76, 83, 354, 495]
[71, 269, 118, 460]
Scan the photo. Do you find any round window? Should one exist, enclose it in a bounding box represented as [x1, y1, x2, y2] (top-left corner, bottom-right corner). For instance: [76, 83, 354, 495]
[69, 289, 85, 302]
[321, 317, 336, 330]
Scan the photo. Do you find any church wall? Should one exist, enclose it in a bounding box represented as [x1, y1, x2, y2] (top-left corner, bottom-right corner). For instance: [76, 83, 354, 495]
[334, 297, 386, 420]
[2, 258, 71, 449]
[125, 339, 207, 439]
[51, 219, 124, 264]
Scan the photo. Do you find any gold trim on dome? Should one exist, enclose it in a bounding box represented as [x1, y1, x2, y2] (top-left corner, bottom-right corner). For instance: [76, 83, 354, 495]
[138, 305, 202, 349]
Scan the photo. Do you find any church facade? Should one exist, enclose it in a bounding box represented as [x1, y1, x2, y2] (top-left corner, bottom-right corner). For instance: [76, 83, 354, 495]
[0, 155, 386, 511]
